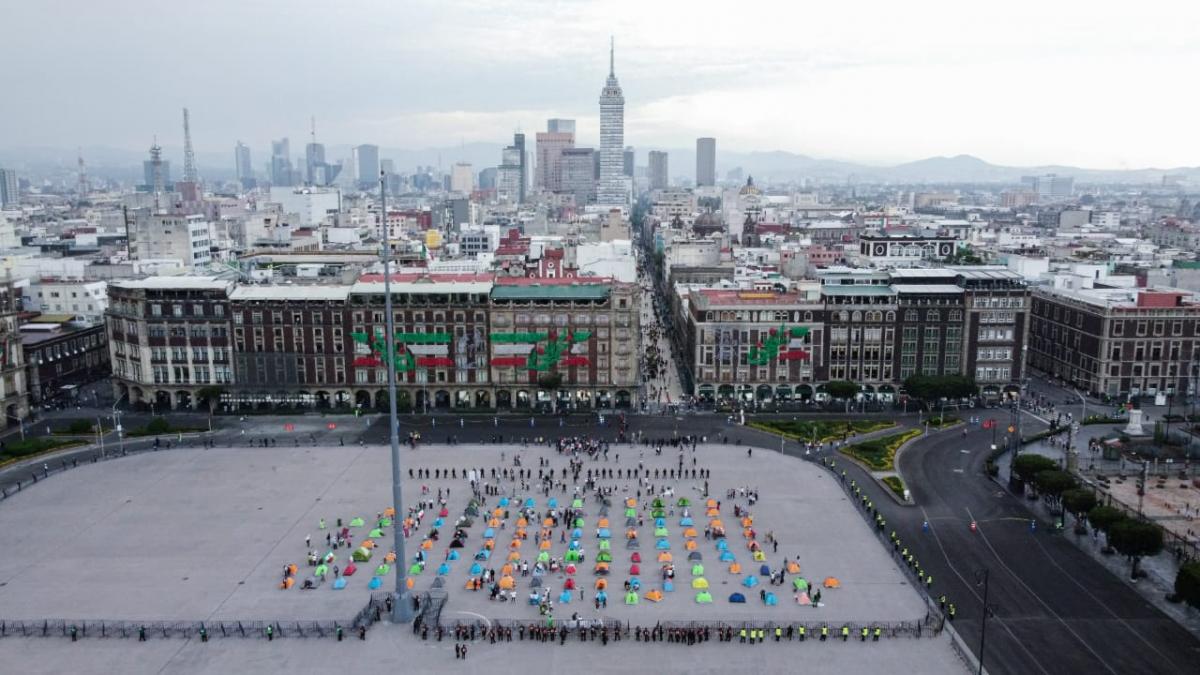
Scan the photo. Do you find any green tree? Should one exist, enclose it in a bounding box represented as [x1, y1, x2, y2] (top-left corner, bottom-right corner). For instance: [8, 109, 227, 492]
[146, 417, 171, 435]
[1109, 519, 1164, 579]
[1174, 561, 1200, 610]
[1011, 454, 1058, 484]
[1061, 488, 1098, 524]
[1087, 504, 1125, 552]
[903, 374, 978, 403]
[66, 419, 93, 434]
[196, 386, 226, 414]
[1033, 470, 1078, 502]
[825, 380, 859, 400]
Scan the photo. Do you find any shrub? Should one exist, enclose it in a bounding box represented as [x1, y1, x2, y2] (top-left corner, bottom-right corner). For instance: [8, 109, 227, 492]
[1175, 561, 1200, 610]
[882, 476, 907, 499]
[749, 419, 895, 444]
[1012, 454, 1058, 483]
[2, 437, 81, 460]
[146, 417, 171, 434]
[839, 429, 923, 471]
[66, 420, 93, 434]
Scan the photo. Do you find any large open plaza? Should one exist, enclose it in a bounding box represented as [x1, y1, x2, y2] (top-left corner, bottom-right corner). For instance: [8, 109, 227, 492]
[0, 439, 968, 673]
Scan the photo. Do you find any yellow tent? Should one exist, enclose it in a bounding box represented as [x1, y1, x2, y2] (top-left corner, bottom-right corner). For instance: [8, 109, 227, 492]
[646, 589, 663, 602]
[691, 577, 709, 590]
[753, 551, 766, 562]
[498, 575, 515, 590]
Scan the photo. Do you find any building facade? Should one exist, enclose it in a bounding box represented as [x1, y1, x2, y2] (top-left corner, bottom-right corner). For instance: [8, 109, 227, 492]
[21, 321, 108, 404]
[597, 43, 626, 207]
[0, 281, 30, 426]
[1029, 286, 1200, 399]
[536, 131, 575, 192]
[696, 138, 716, 187]
[648, 151, 668, 191]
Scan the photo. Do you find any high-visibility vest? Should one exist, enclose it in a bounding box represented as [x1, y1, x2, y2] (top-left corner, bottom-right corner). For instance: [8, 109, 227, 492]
[740, 628, 747, 639]
[821, 626, 828, 637]
[775, 627, 782, 637]
[874, 628, 882, 638]
[798, 626, 806, 637]
[841, 626, 849, 636]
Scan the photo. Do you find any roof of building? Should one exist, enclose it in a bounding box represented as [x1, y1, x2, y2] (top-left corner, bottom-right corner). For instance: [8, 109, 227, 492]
[352, 273, 495, 295]
[694, 289, 807, 307]
[887, 268, 957, 279]
[490, 282, 611, 301]
[891, 284, 965, 295]
[110, 276, 232, 291]
[821, 285, 897, 297]
[229, 286, 351, 301]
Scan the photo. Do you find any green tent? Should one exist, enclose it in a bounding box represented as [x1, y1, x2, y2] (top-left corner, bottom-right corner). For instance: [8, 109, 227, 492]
[598, 540, 611, 551]
[691, 564, 704, 576]
[315, 564, 328, 577]
[378, 517, 392, 527]
[654, 527, 669, 537]
[651, 509, 665, 519]
[596, 551, 613, 563]
[695, 591, 713, 604]
[571, 499, 584, 509]
[652, 498, 664, 509]
[376, 563, 391, 576]
[352, 547, 373, 562]
[624, 507, 637, 517]
[369, 528, 384, 538]
[573, 518, 585, 528]
[407, 563, 423, 575]
[349, 517, 365, 527]
[537, 551, 550, 563]
[793, 578, 808, 591]
[625, 591, 639, 605]
[677, 498, 691, 507]
[565, 550, 582, 562]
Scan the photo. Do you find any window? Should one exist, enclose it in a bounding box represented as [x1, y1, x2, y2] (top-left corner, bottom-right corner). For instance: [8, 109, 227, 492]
[193, 304, 204, 317]
[151, 304, 162, 317]
[904, 309, 918, 322]
[173, 305, 184, 317]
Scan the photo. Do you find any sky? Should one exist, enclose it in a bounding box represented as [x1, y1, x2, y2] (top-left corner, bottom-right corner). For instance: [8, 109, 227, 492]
[1, 0, 1197, 169]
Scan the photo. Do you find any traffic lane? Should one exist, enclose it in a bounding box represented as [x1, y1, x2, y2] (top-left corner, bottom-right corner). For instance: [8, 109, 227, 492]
[903, 428, 1198, 674]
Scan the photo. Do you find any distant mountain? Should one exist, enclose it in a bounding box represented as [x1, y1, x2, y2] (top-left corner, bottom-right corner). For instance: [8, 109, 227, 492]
[1, 144, 1196, 186]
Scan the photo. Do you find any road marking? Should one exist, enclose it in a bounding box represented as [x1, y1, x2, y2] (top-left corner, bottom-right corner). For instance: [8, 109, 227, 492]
[960, 449, 970, 454]
[965, 506, 1120, 675]
[952, 469, 965, 473]
[1021, 409, 1052, 425]
[918, 505, 1052, 675]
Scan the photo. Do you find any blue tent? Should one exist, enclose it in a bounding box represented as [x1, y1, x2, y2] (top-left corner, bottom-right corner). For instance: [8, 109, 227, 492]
[720, 551, 736, 562]
[548, 498, 558, 508]
[598, 528, 611, 538]
[524, 498, 536, 508]
[447, 550, 460, 561]
[470, 562, 483, 575]
[764, 592, 778, 606]
[475, 549, 491, 561]
[437, 563, 451, 575]
[483, 528, 495, 538]
[629, 577, 642, 590]
[663, 580, 675, 592]
[680, 517, 694, 526]
[433, 518, 444, 527]
[368, 577, 382, 590]
[332, 577, 347, 590]
[655, 539, 671, 550]
[760, 564, 771, 576]
[716, 540, 729, 551]
[596, 590, 608, 604]
[654, 517, 666, 528]
[499, 497, 510, 506]
[559, 590, 572, 604]
[742, 575, 759, 588]
[572, 528, 583, 539]
[728, 592, 746, 603]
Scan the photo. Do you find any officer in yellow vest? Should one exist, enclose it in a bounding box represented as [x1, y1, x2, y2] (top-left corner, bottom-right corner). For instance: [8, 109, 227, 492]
[873, 626, 882, 641]
[798, 625, 806, 641]
[739, 627, 747, 643]
[841, 625, 849, 641]
[820, 625, 828, 641]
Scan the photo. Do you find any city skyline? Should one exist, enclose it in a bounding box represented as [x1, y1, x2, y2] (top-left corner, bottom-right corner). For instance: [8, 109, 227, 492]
[1, 1, 1197, 170]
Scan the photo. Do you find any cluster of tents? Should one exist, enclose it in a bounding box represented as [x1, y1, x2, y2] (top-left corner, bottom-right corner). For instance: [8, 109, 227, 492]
[283, 509, 399, 592]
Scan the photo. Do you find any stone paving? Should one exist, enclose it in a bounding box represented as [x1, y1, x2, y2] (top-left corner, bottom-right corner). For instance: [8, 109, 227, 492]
[0, 440, 964, 673]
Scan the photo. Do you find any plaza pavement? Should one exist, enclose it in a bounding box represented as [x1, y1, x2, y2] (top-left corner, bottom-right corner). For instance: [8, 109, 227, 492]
[0, 440, 966, 674]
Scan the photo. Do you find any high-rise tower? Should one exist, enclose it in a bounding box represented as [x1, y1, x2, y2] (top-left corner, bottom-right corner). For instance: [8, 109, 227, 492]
[181, 108, 197, 183]
[597, 38, 626, 207]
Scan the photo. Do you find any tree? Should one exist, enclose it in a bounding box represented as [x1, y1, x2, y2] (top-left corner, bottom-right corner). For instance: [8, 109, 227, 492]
[196, 386, 226, 414]
[1033, 470, 1078, 502]
[902, 374, 978, 403]
[1174, 561, 1200, 610]
[1109, 519, 1164, 579]
[825, 380, 859, 400]
[1087, 504, 1125, 553]
[1061, 488, 1098, 524]
[537, 372, 563, 391]
[1011, 454, 1058, 484]
[146, 417, 171, 435]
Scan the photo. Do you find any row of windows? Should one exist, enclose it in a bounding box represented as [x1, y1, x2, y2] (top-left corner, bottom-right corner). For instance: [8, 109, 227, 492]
[151, 303, 225, 318]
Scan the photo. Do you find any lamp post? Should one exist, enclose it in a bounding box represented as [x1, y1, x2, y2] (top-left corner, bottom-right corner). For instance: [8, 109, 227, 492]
[381, 172, 413, 623]
[112, 392, 127, 454]
[975, 569, 992, 675]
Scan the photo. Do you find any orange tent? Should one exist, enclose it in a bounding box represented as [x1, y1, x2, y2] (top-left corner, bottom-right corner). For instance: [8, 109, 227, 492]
[683, 527, 698, 538]
[383, 507, 396, 518]
[543, 518, 555, 527]
[507, 551, 520, 562]
[823, 577, 841, 588]
[539, 540, 552, 550]
[501, 563, 514, 576]
[384, 551, 397, 563]
[515, 528, 527, 539]
[685, 540, 698, 551]
[787, 561, 801, 574]
[489, 518, 501, 527]
[598, 518, 610, 529]
[279, 577, 294, 590]
[705, 508, 719, 517]
[493, 508, 504, 517]
[645, 589, 663, 602]
[287, 563, 298, 576]
[743, 528, 755, 539]
[596, 578, 608, 590]
[709, 519, 724, 530]
[626, 498, 637, 508]
[705, 499, 718, 508]
[483, 539, 495, 550]
[741, 517, 753, 528]
[406, 577, 414, 590]
[626, 529, 638, 540]
[729, 562, 742, 574]
[509, 540, 522, 550]
[517, 517, 528, 527]
[498, 575, 516, 590]
[362, 539, 377, 549]
[657, 552, 673, 563]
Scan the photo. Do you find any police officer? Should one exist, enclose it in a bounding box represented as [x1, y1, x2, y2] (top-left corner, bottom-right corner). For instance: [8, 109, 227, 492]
[820, 624, 828, 641]
[199, 625, 208, 643]
[926, 575, 933, 590]
[266, 624, 274, 641]
[740, 626, 747, 643]
[138, 625, 146, 642]
[336, 625, 344, 641]
[798, 625, 806, 641]
[938, 594, 947, 611]
[841, 625, 850, 641]
[861, 626, 868, 642]
[948, 604, 956, 621]
[873, 626, 881, 641]
[775, 626, 782, 641]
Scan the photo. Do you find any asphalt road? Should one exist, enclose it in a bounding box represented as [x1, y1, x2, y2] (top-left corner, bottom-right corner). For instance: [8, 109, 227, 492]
[755, 421, 1200, 675]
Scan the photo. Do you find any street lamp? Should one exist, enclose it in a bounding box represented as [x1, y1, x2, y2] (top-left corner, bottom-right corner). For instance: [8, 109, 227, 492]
[975, 569, 993, 675]
[380, 172, 413, 623]
[112, 392, 127, 454]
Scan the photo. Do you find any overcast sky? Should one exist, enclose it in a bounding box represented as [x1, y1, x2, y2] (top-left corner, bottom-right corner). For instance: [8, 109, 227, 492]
[2, 0, 1197, 169]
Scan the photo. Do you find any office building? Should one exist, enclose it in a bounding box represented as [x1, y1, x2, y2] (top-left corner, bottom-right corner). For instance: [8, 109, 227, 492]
[451, 162, 474, 194]
[648, 151, 668, 190]
[354, 144, 380, 189]
[513, 132, 527, 203]
[1021, 174, 1074, 202]
[560, 148, 597, 205]
[623, 146, 635, 177]
[547, 119, 576, 134]
[305, 141, 326, 185]
[597, 41, 626, 206]
[142, 158, 172, 191]
[536, 131, 575, 192]
[234, 142, 253, 187]
[0, 168, 18, 208]
[696, 138, 716, 187]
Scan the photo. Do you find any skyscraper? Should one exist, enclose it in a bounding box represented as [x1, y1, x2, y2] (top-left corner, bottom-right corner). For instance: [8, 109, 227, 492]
[451, 162, 474, 194]
[305, 142, 326, 185]
[271, 138, 293, 186]
[561, 148, 597, 205]
[648, 151, 668, 190]
[354, 144, 380, 189]
[536, 128, 574, 192]
[547, 119, 576, 134]
[623, 146, 635, 178]
[597, 39, 626, 207]
[234, 142, 253, 184]
[513, 133, 527, 203]
[696, 137, 716, 187]
[0, 168, 18, 208]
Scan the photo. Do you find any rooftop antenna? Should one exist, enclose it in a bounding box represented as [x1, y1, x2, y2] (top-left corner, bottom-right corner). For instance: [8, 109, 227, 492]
[310, 115, 317, 145]
[76, 148, 89, 203]
[182, 108, 197, 183]
[610, 35, 615, 76]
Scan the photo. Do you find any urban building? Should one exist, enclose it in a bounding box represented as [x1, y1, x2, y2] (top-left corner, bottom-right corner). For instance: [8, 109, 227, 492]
[21, 319, 108, 404]
[547, 119, 575, 134]
[1029, 285, 1200, 399]
[267, 186, 341, 228]
[130, 211, 213, 266]
[623, 146, 635, 177]
[513, 132, 527, 203]
[1021, 174, 1074, 202]
[536, 131, 575, 192]
[856, 235, 959, 268]
[305, 141, 326, 185]
[450, 163, 474, 194]
[648, 151, 668, 191]
[0, 168, 20, 208]
[597, 41, 626, 207]
[0, 280, 30, 426]
[560, 148, 597, 205]
[270, 138, 293, 187]
[26, 279, 108, 324]
[106, 277, 235, 411]
[353, 144, 380, 189]
[696, 138, 716, 187]
[234, 142, 254, 188]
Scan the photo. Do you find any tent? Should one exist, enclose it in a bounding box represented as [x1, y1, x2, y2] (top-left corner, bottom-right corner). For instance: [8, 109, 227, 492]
[573, 518, 585, 528]
[598, 518, 610, 528]
[657, 552, 673, 563]
[691, 577, 709, 590]
[517, 517, 528, 527]
[631, 552, 642, 563]
[537, 551, 550, 563]
[449, 539, 465, 549]
[564, 577, 576, 590]
[646, 589, 663, 602]
[655, 539, 671, 550]
[596, 551, 613, 563]
[760, 565, 771, 576]
[431, 577, 445, 589]
[368, 577, 382, 590]
[626, 529, 638, 540]
[524, 498, 535, 508]
[543, 518, 555, 527]
[507, 551, 520, 562]
[378, 517, 392, 527]
[663, 580, 674, 592]
[369, 528, 384, 539]
[596, 578, 608, 590]
[691, 563, 704, 576]
[559, 590, 572, 604]
[548, 498, 558, 508]
[629, 577, 642, 590]
[625, 497, 636, 508]
[677, 498, 690, 507]
[683, 528, 698, 539]
[376, 563, 391, 576]
[716, 540, 729, 551]
[598, 540, 611, 551]
[706, 498, 718, 508]
[408, 563, 423, 576]
[530, 576, 543, 588]
[352, 547, 373, 562]
[742, 575, 759, 588]
[630, 564, 641, 575]
[823, 577, 840, 588]
[350, 517, 365, 527]
[625, 508, 637, 518]
[787, 561, 800, 574]
[680, 517, 694, 526]
[474, 549, 491, 561]
[741, 517, 753, 528]
[753, 551, 766, 562]
[654, 527, 669, 537]
[720, 552, 736, 562]
[596, 590, 608, 605]
[565, 564, 577, 575]
[598, 529, 612, 539]
[280, 577, 294, 590]
[489, 518, 501, 527]
[706, 508, 719, 518]
[626, 539, 640, 550]
[572, 528, 584, 539]
[796, 591, 811, 606]
[332, 577, 347, 590]
[792, 578, 808, 591]
[652, 498, 665, 509]
[729, 562, 742, 574]
[565, 550, 582, 562]
[362, 540, 377, 550]
[436, 563, 451, 575]
[420, 539, 433, 550]
[447, 550, 460, 561]
[572, 499, 584, 509]
[483, 528, 496, 538]
[435, 507, 445, 517]
[499, 575, 516, 590]
[343, 563, 357, 576]
[594, 563, 610, 575]
[498, 497, 510, 506]
[654, 517, 666, 528]
[625, 591, 639, 605]
[695, 591, 713, 604]
[684, 541, 698, 551]
[315, 564, 328, 577]
[728, 592, 746, 603]
[539, 540, 552, 550]
[652, 509, 665, 519]
[764, 592, 778, 606]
